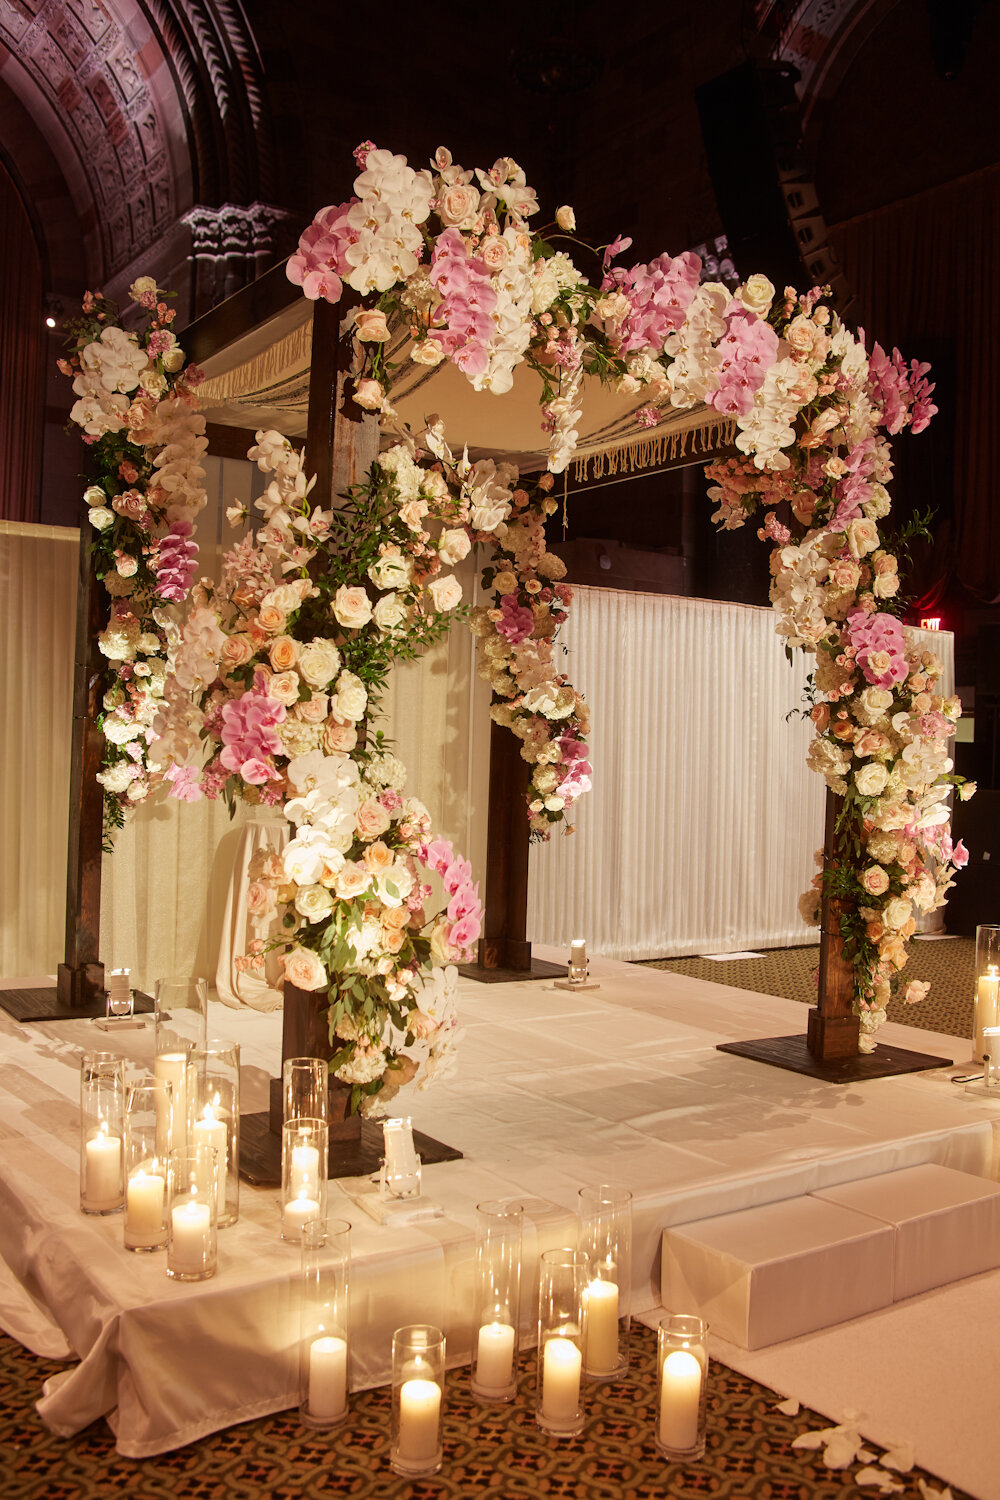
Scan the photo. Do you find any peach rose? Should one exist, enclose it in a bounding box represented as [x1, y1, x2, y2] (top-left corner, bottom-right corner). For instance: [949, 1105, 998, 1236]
[861, 864, 890, 896]
[284, 946, 327, 991]
[362, 837, 394, 871]
[383, 904, 410, 931]
[355, 309, 389, 342]
[258, 605, 287, 633]
[356, 799, 391, 842]
[269, 635, 299, 671]
[221, 633, 255, 669]
[879, 934, 907, 970]
[381, 928, 406, 954]
[334, 862, 371, 900]
[269, 671, 300, 706]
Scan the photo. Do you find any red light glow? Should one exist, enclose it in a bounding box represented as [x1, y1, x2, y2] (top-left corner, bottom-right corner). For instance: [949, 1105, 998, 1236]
[919, 617, 942, 631]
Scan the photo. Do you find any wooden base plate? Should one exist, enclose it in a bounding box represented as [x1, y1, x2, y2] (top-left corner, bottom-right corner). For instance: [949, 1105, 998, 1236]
[238, 1111, 463, 1187]
[717, 1034, 952, 1083]
[457, 957, 567, 985]
[0, 986, 155, 1024]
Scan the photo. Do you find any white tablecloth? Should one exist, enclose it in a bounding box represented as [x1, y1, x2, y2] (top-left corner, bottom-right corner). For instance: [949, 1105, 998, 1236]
[1, 953, 995, 1461]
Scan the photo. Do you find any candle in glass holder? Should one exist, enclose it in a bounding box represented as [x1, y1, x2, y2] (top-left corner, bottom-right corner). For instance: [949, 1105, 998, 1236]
[291, 1139, 321, 1198]
[476, 1321, 516, 1390]
[308, 1335, 347, 1422]
[85, 1126, 122, 1210]
[154, 1052, 188, 1153]
[170, 1194, 211, 1275]
[283, 1190, 321, 1240]
[398, 1378, 441, 1465]
[659, 1348, 702, 1451]
[541, 1336, 582, 1424]
[126, 1168, 165, 1247]
[977, 965, 1000, 1061]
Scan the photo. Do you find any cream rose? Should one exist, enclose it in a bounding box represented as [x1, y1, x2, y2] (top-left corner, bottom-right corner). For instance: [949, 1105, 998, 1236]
[373, 592, 408, 633]
[294, 884, 335, 923]
[356, 799, 391, 841]
[334, 862, 372, 900]
[555, 204, 576, 232]
[161, 346, 185, 373]
[411, 339, 445, 366]
[284, 946, 327, 991]
[438, 528, 471, 565]
[354, 309, 390, 342]
[737, 273, 775, 317]
[84, 484, 107, 507]
[369, 548, 412, 589]
[298, 638, 341, 688]
[854, 762, 889, 797]
[846, 517, 880, 559]
[883, 896, 913, 931]
[333, 585, 373, 630]
[438, 183, 480, 227]
[268, 635, 299, 671]
[428, 574, 462, 612]
[269, 670, 301, 706]
[89, 506, 115, 531]
[861, 864, 891, 897]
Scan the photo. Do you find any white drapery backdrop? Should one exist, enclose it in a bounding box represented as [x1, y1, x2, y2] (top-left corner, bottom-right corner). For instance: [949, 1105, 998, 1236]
[1, 489, 955, 989]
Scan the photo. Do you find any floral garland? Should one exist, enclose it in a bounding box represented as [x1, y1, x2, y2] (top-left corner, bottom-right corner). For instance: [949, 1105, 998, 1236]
[60, 279, 206, 843]
[158, 425, 498, 1108]
[704, 285, 970, 1047]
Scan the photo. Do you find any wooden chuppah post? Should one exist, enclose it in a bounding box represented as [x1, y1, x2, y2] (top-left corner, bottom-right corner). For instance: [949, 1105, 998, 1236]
[809, 789, 861, 1061]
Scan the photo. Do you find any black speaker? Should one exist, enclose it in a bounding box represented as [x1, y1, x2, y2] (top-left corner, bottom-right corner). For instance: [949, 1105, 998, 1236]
[695, 61, 851, 306]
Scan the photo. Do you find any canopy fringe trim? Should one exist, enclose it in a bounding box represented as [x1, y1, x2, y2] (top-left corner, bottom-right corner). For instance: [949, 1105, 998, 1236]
[199, 318, 314, 405]
[572, 417, 736, 482]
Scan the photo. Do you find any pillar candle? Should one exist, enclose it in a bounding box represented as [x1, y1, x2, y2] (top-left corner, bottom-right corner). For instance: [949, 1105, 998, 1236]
[659, 1349, 702, 1451]
[283, 1191, 320, 1240]
[193, 1105, 228, 1218]
[541, 1336, 582, 1424]
[290, 1141, 320, 1198]
[475, 1321, 516, 1390]
[585, 1278, 620, 1374]
[308, 1335, 347, 1422]
[126, 1169, 165, 1246]
[85, 1128, 122, 1210]
[153, 1053, 187, 1154]
[397, 1377, 441, 1465]
[170, 1197, 211, 1275]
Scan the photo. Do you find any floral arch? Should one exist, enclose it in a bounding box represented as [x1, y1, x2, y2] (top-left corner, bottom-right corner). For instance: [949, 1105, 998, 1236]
[62, 141, 969, 1105]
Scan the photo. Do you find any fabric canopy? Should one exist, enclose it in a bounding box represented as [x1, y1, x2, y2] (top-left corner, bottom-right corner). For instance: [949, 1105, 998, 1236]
[195, 294, 735, 474]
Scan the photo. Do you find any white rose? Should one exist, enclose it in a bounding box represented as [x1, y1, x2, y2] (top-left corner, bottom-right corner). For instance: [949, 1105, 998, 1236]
[437, 183, 481, 228]
[855, 762, 889, 797]
[84, 484, 106, 507]
[129, 276, 157, 301]
[555, 205, 576, 232]
[332, 585, 373, 630]
[332, 670, 367, 722]
[438, 528, 471, 565]
[294, 884, 335, 923]
[373, 592, 408, 633]
[428, 575, 463, 612]
[161, 346, 185, 373]
[737, 274, 775, 318]
[411, 339, 445, 366]
[369, 550, 412, 589]
[298, 637, 341, 688]
[89, 507, 115, 531]
[883, 896, 913, 931]
[141, 368, 168, 398]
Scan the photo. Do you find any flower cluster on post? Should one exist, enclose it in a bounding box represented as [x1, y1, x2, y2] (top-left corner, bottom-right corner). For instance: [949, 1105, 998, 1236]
[703, 283, 967, 1046]
[60, 279, 206, 843]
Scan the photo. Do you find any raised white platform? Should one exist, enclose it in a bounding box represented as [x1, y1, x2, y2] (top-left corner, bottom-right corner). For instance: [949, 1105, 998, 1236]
[0, 952, 994, 1480]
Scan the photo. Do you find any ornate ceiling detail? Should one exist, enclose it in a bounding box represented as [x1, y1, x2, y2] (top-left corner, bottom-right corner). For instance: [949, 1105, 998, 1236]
[0, 0, 275, 286]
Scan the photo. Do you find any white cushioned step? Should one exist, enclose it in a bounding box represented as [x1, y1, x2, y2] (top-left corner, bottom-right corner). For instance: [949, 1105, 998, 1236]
[812, 1163, 1000, 1302]
[661, 1195, 894, 1350]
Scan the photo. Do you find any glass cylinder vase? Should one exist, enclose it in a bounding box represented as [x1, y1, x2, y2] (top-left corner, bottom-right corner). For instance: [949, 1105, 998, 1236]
[166, 1145, 218, 1281]
[391, 1325, 445, 1477]
[974, 925, 1000, 1063]
[578, 1184, 632, 1380]
[187, 1043, 240, 1228]
[283, 1056, 329, 1124]
[80, 1053, 125, 1215]
[123, 1074, 170, 1251]
[471, 1199, 522, 1403]
[299, 1218, 352, 1428]
[281, 1118, 328, 1241]
[535, 1248, 589, 1436]
[656, 1315, 708, 1461]
[153, 978, 207, 1156]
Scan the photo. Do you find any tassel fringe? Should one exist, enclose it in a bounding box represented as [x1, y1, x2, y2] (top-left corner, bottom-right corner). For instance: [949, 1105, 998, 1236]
[572, 417, 736, 483]
[199, 319, 314, 404]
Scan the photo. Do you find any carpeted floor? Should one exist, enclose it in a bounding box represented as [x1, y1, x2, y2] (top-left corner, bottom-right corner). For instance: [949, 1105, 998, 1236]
[0, 1319, 969, 1498]
[1, 948, 977, 1497]
[637, 936, 975, 1041]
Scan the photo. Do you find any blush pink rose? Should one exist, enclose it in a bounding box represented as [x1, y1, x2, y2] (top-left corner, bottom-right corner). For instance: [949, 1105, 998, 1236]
[324, 719, 358, 753]
[356, 798, 392, 841]
[268, 671, 300, 706]
[284, 946, 328, 991]
[861, 864, 890, 896]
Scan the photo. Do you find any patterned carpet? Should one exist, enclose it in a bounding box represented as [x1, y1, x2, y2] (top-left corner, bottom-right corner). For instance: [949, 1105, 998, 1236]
[0, 1319, 968, 1498]
[637, 936, 976, 1041]
[1, 948, 977, 1495]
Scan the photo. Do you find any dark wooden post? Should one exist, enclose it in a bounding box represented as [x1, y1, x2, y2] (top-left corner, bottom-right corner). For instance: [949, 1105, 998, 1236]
[808, 789, 861, 1060]
[478, 721, 533, 972]
[56, 526, 106, 1006]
